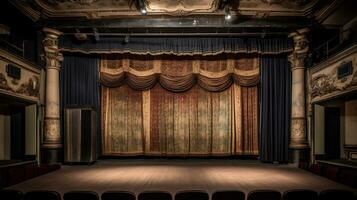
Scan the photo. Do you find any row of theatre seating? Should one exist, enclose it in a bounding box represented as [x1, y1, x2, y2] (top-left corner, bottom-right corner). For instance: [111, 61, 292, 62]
[0, 189, 355, 200]
[299, 161, 357, 188]
[0, 162, 61, 188]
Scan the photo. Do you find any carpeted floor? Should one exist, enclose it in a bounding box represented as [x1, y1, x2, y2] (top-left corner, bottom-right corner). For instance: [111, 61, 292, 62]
[8, 159, 355, 196]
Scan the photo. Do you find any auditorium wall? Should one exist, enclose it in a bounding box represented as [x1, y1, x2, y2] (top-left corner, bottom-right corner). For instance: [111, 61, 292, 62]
[0, 115, 11, 160]
[314, 104, 325, 155]
[345, 100, 357, 145]
[25, 104, 37, 156]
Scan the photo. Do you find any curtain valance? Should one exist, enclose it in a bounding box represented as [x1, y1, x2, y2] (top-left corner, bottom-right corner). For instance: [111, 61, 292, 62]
[100, 54, 260, 92]
[60, 37, 293, 56]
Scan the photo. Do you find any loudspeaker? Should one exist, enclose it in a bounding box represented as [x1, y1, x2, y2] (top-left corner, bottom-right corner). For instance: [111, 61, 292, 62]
[64, 107, 97, 164]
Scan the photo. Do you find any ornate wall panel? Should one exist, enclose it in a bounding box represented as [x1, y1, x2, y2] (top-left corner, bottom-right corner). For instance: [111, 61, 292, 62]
[0, 49, 41, 102]
[309, 44, 357, 103]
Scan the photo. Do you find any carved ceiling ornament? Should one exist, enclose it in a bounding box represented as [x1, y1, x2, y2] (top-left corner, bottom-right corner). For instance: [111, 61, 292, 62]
[145, 0, 220, 14]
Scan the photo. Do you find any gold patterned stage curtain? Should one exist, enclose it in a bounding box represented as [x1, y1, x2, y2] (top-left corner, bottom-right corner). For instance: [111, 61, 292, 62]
[101, 54, 259, 156]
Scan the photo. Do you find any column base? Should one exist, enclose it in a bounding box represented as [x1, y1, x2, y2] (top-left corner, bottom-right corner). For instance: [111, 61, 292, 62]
[289, 147, 310, 163]
[41, 147, 63, 164]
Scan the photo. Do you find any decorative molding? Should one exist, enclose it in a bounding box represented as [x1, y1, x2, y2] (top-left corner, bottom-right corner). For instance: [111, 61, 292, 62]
[0, 49, 40, 73]
[290, 117, 309, 149]
[43, 118, 62, 148]
[309, 44, 357, 103]
[0, 73, 39, 98]
[314, 0, 344, 23]
[12, 0, 319, 19]
[145, 0, 220, 15]
[0, 49, 41, 103]
[288, 28, 310, 69]
[42, 28, 63, 70]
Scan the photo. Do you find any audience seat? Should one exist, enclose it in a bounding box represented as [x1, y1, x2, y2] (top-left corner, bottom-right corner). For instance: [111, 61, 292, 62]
[212, 190, 245, 200]
[7, 165, 25, 186]
[338, 169, 357, 187]
[0, 189, 24, 200]
[175, 190, 209, 200]
[298, 162, 309, 170]
[247, 190, 281, 200]
[319, 189, 355, 200]
[64, 191, 99, 200]
[322, 165, 339, 181]
[102, 191, 136, 200]
[24, 190, 61, 200]
[308, 164, 322, 175]
[282, 189, 317, 200]
[138, 191, 172, 200]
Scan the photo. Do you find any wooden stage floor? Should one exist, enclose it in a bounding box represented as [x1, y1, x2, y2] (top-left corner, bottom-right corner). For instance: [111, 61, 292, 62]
[8, 159, 356, 195]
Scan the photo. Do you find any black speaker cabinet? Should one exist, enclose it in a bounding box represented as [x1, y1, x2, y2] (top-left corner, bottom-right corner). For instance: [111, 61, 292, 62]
[64, 107, 97, 164]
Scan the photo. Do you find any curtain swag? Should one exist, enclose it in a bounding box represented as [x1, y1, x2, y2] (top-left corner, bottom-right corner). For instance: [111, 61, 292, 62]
[100, 55, 260, 92]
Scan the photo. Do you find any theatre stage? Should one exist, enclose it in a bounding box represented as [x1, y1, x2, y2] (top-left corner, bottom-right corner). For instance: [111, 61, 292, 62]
[8, 159, 355, 195]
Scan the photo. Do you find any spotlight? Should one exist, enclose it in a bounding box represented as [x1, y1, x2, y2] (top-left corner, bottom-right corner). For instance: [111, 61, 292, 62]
[138, 0, 147, 15]
[140, 8, 147, 15]
[224, 6, 232, 21]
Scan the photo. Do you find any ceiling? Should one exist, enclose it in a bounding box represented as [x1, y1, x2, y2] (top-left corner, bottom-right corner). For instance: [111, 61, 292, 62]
[12, 0, 318, 20]
[7, 0, 351, 35]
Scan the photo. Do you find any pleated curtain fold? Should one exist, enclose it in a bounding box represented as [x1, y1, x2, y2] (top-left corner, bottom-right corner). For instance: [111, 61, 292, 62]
[101, 54, 259, 156]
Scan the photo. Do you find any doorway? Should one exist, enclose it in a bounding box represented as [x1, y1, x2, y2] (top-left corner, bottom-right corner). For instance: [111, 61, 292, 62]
[324, 107, 340, 159]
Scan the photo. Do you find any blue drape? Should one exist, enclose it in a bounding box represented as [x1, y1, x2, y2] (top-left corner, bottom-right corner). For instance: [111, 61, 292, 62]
[59, 36, 293, 55]
[60, 55, 101, 154]
[259, 56, 291, 163]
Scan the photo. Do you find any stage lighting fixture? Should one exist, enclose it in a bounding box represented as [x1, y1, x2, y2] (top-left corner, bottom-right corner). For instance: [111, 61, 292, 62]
[224, 6, 232, 21]
[138, 0, 147, 15]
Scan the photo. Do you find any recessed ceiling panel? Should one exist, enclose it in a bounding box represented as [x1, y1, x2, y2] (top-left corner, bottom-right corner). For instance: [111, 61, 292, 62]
[146, 0, 219, 14]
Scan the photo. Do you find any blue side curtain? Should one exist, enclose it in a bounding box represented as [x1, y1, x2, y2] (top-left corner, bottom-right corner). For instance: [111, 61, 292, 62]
[60, 55, 101, 154]
[259, 56, 291, 163]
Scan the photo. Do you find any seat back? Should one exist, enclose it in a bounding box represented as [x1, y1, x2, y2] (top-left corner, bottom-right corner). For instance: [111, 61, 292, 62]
[25, 190, 61, 200]
[247, 190, 281, 200]
[0, 189, 23, 200]
[175, 190, 209, 200]
[319, 189, 355, 200]
[102, 191, 136, 200]
[283, 189, 317, 200]
[212, 191, 245, 200]
[63, 191, 99, 200]
[139, 191, 172, 200]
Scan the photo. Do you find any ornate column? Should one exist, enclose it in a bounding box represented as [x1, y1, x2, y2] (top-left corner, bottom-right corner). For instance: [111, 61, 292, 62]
[288, 28, 310, 163]
[42, 28, 63, 164]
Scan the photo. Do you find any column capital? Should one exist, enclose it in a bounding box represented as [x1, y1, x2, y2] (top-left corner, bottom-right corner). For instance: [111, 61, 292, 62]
[42, 28, 63, 70]
[288, 28, 310, 69]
